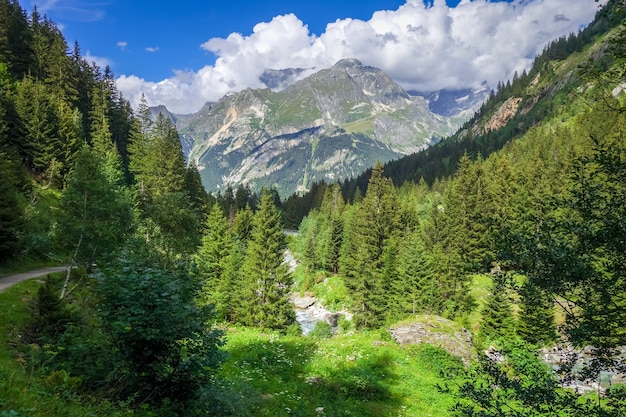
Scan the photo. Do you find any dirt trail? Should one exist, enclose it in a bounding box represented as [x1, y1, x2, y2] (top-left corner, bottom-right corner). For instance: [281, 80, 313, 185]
[0, 266, 67, 293]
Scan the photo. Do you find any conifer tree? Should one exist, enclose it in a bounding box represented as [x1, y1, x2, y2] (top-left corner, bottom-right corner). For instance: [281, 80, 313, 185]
[195, 204, 240, 321]
[318, 183, 345, 274]
[233, 205, 254, 245]
[342, 162, 400, 328]
[128, 110, 202, 261]
[394, 231, 438, 317]
[479, 275, 516, 340]
[517, 281, 557, 346]
[239, 190, 295, 330]
[0, 0, 33, 78]
[56, 146, 132, 298]
[0, 152, 23, 261]
[14, 76, 57, 172]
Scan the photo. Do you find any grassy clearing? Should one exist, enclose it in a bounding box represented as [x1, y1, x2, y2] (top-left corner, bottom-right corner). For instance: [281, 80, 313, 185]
[216, 326, 460, 416]
[1, 267, 464, 417]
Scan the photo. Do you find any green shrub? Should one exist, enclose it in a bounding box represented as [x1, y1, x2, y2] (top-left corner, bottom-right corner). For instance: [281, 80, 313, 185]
[94, 259, 225, 406]
[308, 321, 333, 338]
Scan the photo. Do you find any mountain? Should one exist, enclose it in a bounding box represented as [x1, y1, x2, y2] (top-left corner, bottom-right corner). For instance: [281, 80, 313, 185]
[410, 83, 491, 118]
[168, 59, 467, 197]
[306, 1, 626, 209]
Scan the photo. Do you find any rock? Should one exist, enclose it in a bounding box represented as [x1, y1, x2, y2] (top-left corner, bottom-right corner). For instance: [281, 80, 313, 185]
[389, 315, 474, 366]
[292, 295, 317, 309]
[324, 312, 341, 327]
[481, 96, 522, 134]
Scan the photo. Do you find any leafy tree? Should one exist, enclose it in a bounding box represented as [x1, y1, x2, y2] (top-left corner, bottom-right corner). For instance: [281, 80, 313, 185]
[239, 189, 295, 330]
[56, 146, 132, 298]
[95, 258, 225, 406]
[443, 340, 620, 417]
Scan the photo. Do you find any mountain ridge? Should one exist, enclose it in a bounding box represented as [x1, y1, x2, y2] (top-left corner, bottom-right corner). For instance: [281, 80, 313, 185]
[155, 59, 483, 197]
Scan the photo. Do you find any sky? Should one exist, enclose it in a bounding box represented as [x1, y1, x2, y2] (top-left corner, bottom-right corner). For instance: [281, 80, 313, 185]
[30, 0, 605, 114]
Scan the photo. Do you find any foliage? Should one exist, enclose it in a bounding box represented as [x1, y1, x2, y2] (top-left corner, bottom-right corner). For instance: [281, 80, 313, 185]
[94, 258, 225, 406]
[56, 146, 132, 297]
[517, 280, 557, 347]
[308, 321, 333, 339]
[194, 204, 243, 322]
[239, 190, 295, 330]
[0, 152, 24, 261]
[479, 274, 516, 341]
[443, 339, 626, 417]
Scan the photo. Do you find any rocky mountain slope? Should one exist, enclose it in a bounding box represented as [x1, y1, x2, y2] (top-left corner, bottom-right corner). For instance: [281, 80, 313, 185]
[164, 59, 480, 197]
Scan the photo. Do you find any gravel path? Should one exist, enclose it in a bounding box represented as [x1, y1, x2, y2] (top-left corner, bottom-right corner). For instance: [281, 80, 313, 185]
[0, 266, 67, 293]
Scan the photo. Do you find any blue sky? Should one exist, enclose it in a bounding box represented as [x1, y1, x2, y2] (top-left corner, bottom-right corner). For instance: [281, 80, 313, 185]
[30, 0, 602, 114]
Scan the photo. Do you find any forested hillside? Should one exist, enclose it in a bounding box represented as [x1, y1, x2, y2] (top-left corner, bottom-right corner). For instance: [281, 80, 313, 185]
[1, 0, 626, 416]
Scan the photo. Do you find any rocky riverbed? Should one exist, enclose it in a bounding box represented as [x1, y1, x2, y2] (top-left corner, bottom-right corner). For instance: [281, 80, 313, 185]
[292, 295, 349, 335]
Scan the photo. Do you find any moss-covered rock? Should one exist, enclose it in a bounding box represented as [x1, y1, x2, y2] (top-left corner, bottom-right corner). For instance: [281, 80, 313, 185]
[389, 315, 475, 366]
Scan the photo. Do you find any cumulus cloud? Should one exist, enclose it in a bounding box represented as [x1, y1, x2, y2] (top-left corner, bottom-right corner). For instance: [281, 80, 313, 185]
[145, 46, 160, 53]
[117, 41, 127, 50]
[118, 0, 604, 114]
[84, 50, 112, 69]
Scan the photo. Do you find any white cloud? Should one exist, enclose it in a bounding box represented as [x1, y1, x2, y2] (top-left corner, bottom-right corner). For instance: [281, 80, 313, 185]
[145, 46, 160, 53]
[117, 0, 605, 114]
[84, 50, 112, 69]
[117, 41, 127, 50]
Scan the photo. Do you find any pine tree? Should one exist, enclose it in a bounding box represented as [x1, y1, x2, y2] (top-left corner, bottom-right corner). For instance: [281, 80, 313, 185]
[195, 205, 241, 321]
[239, 190, 295, 330]
[342, 162, 400, 328]
[394, 231, 438, 317]
[13, 76, 57, 172]
[233, 205, 254, 245]
[479, 274, 516, 340]
[0, 152, 24, 261]
[0, 0, 33, 78]
[517, 281, 557, 346]
[318, 183, 345, 274]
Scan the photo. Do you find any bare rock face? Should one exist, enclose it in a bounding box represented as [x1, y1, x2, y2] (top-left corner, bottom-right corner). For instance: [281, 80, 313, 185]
[389, 315, 474, 366]
[481, 96, 522, 134]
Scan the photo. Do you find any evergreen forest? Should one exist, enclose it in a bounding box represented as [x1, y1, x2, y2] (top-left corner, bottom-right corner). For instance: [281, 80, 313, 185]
[1, 0, 626, 416]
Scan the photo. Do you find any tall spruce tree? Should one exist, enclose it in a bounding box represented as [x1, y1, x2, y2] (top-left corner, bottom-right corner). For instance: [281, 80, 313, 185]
[195, 204, 240, 321]
[239, 189, 295, 330]
[56, 146, 132, 298]
[394, 231, 438, 317]
[517, 281, 557, 346]
[342, 162, 400, 328]
[479, 274, 516, 341]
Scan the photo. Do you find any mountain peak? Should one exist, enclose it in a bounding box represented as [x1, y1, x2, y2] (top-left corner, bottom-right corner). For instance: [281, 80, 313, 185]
[334, 58, 363, 69]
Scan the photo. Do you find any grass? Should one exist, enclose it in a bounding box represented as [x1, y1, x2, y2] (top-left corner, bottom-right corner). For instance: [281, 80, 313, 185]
[215, 326, 461, 416]
[0, 261, 464, 417]
[0, 276, 132, 417]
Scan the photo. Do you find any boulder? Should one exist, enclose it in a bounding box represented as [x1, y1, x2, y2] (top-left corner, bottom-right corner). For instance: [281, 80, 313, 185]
[389, 315, 475, 366]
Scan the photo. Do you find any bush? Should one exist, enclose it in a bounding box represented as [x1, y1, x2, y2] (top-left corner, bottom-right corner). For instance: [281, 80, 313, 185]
[308, 321, 333, 339]
[94, 258, 225, 406]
